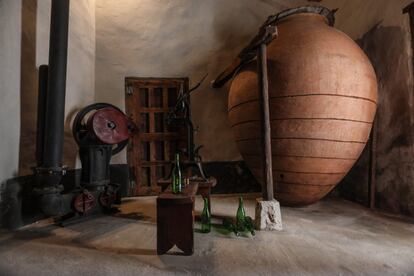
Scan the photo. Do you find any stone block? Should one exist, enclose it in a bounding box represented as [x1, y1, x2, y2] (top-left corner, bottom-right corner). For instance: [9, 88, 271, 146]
[255, 198, 283, 231]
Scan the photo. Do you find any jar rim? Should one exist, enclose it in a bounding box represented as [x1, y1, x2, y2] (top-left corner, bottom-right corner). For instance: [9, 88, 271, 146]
[264, 6, 336, 27]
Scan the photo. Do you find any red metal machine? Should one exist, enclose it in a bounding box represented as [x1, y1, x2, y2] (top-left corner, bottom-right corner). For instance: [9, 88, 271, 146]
[69, 103, 136, 218]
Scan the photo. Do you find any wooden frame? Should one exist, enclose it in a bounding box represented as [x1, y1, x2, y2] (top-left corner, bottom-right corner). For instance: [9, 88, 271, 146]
[125, 77, 189, 196]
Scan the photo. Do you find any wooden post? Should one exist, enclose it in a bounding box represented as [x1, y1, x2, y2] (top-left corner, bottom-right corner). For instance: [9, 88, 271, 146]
[257, 43, 274, 201]
[368, 117, 377, 209]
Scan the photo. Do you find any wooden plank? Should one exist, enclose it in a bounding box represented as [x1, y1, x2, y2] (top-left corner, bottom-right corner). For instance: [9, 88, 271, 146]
[139, 185, 161, 195]
[368, 117, 377, 209]
[159, 183, 198, 199]
[125, 79, 142, 196]
[140, 132, 181, 141]
[135, 85, 144, 195]
[182, 79, 191, 163]
[125, 79, 134, 195]
[148, 87, 157, 191]
[257, 43, 274, 201]
[141, 160, 172, 166]
[163, 87, 170, 162]
[162, 86, 169, 110]
[125, 77, 189, 196]
[125, 77, 188, 86]
[404, 6, 414, 122]
[140, 107, 170, 113]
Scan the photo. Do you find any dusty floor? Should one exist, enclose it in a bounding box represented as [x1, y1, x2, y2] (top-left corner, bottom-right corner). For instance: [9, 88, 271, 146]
[0, 195, 413, 276]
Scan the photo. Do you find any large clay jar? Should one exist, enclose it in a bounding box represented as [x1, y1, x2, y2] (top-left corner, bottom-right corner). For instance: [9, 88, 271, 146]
[228, 7, 378, 206]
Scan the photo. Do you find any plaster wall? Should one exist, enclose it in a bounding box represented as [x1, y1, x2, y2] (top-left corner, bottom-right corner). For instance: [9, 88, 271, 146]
[19, 0, 96, 174]
[2, 0, 414, 217]
[94, 0, 409, 163]
[0, 0, 21, 189]
[95, 0, 311, 163]
[341, 0, 414, 217]
[95, 0, 414, 216]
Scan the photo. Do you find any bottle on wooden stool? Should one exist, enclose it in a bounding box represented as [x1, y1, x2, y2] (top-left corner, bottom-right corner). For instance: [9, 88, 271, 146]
[172, 153, 182, 194]
[201, 197, 211, 233]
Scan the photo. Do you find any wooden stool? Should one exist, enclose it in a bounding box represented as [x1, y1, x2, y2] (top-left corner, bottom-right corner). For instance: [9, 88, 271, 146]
[158, 177, 217, 214]
[156, 184, 198, 255]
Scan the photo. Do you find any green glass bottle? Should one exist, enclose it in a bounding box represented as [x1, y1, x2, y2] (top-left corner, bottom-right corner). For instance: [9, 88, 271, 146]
[201, 198, 211, 233]
[236, 196, 246, 231]
[245, 216, 256, 236]
[172, 153, 182, 194]
[223, 217, 239, 236]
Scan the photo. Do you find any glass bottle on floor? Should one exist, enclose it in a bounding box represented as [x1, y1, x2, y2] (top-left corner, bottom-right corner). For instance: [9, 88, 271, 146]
[236, 196, 246, 231]
[201, 197, 211, 233]
[172, 153, 182, 194]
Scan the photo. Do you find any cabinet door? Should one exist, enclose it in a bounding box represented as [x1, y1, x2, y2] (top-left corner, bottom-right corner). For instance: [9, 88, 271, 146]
[125, 78, 188, 196]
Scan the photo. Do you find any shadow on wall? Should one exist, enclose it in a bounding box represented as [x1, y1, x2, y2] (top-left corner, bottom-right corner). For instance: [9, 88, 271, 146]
[338, 23, 414, 217]
[204, 161, 262, 194]
[19, 0, 78, 176]
[337, 144, 370, 206]
[19, 0, 38, 176]
[94, 0, 303, 163]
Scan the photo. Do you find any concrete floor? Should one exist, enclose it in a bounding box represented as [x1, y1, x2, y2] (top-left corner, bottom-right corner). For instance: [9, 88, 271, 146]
[0, 195, 414, 276]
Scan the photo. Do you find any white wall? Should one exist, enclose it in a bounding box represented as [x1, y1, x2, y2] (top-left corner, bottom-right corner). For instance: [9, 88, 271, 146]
[36, 0, 96, 109]
[1, 0, 97, 177]
[95, 0, 312, 163]
[1, 0, 414, 216]
[37, 0, 96, 169]
[322, 0, 413, 39]
[95, 0, 409, 163]
[2, 0, 414, 203]
[18, 0, 96, 171]
[93, 1, 414, 217]
[0, 0, 21, 185]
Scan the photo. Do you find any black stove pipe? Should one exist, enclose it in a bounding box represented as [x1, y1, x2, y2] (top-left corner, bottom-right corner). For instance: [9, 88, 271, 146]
[42, 0, 70, 170]
[34, 0, 71, 217]
[36, 65, 48, 166]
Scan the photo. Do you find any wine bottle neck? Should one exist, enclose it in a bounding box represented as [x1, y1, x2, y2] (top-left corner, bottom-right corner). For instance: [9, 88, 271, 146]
[174, 154, 180, 165]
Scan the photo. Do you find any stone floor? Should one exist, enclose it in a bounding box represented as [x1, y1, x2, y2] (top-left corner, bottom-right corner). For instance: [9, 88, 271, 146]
[0, 195, 414, 275]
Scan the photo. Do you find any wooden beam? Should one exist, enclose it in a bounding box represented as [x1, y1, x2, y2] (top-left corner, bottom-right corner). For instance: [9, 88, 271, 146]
[257, 42, 274, 201]
[368, 117, 377, 209]
[404, 3, 414, 100]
